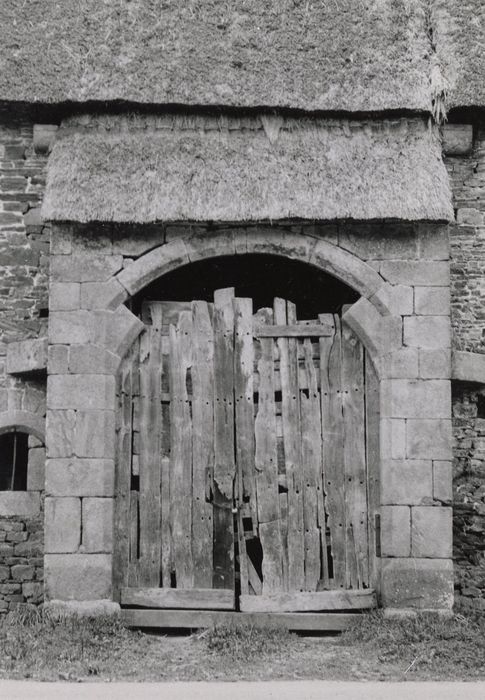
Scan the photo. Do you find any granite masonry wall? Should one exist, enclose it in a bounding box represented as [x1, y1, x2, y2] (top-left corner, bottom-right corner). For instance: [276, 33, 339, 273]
[0, 115, 49, 611]
[446, 122, 485, 609]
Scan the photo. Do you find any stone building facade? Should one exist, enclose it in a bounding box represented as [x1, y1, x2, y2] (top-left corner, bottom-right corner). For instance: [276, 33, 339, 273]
[0, 2, 484, 623]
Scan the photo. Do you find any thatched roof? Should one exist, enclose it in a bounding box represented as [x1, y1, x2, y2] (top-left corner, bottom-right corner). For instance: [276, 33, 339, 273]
[0, 0, 432, 112]
[42, 114, 453, 223]
[432, 0, 485, 108]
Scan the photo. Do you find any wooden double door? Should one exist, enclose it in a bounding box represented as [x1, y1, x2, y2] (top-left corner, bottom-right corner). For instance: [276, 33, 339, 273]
[114, 289, 379, 613]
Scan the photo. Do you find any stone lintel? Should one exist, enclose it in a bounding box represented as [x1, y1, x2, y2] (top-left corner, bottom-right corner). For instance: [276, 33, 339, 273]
[452, 351, 485, 385]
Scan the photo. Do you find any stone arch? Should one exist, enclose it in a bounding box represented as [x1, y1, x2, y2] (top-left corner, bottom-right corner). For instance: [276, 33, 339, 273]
[0, 410, 45, 443]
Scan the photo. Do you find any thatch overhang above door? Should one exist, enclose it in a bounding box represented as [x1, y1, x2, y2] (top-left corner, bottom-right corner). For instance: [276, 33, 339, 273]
[41, 115, 454, 224]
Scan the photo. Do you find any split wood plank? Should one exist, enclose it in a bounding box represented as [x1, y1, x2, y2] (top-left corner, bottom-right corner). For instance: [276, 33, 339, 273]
[191, 301, 215, 589]
[233, 297, 255, 596]
[128, 490, 139, 588]
[321, 315, 346, 588]
[254, 323, 332, 337]
[254, 307, 284, 594]
[121, 587, 235, 610]
[239, 588, 377, 612]
[138, 307, 163, 587]
[281, 300, 305, 592]
[300, 337, 323, 592]
[213, 288, 236, 590]
[365, 352, 380, 590]
[160, 456, 172, 588]
[341, 319, 368, 589]
[113, 351, 135, 600]
[169, 311, 194, 588]
[122, 609, 362, 632]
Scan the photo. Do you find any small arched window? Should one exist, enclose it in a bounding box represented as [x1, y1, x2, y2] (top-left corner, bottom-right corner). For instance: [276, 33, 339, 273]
[0, 430, 44, 492]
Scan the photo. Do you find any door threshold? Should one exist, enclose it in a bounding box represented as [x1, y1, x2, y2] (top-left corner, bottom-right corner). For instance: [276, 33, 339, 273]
[122, 608, 364, 631]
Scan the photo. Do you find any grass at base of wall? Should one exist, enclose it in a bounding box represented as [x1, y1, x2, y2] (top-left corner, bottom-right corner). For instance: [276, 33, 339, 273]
[0, 606, 484, 682]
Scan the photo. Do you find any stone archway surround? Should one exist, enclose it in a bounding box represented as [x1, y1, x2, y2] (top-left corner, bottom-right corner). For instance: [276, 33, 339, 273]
[44, 226, 454, 611]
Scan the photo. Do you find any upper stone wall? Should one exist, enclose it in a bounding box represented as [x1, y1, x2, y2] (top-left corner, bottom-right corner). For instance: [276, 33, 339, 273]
[0, 0, 432, 112]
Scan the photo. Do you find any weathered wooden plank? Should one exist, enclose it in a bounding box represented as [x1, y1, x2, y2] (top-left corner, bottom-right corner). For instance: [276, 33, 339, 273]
[113, 351, 135, 600]
[160, 456, 172, 588]
[121, 587, 234, 610]
[169, 311, 194, 588]
[365, 352, 380, 591]
[191, 301, 215, 589]
[213, 288, 236, 590]
[240, 589, 377, 612]
[321, 315, 346, 589]
[122, 609, 362, 631]
[138, 307, 163, 587]
[233, 296, 255, 596]
[254, 308, 284, 595]
[341, 319, 368, 589]
[280, 301, 305, 592]
[300, 337, 322, 592]
[128, 490, 140, 588]
[254, 323, 332, 338]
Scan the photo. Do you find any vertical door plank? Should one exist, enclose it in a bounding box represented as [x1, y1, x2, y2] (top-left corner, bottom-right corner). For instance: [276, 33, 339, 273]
[138, 307, 163, 587]
[113, 349, 135, 600]
[191, 301, 215, 589]
[321, 315, 346, 588]
[213, 288, 236, 590]
[160, 457, 171, 587]
[128, 490, 139, 587]
[283, 301, 305, 592]
[169, 311, 194, 588]
[300, 337, 323, 592]
[341, 320, 368, 589]
[254, 307, 284, 595]
[234, 297, 255, 596]
[365, 352, 380, 590]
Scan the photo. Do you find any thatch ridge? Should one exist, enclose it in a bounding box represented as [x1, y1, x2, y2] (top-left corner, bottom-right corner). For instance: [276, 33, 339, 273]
[42, 114, 453, 224]
[0, 0, 432, 112]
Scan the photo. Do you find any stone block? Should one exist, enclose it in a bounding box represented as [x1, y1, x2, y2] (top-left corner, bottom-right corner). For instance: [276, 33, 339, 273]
[93, 305, 144, 359]
[6, 338, 48, 374]
[433, 461, 453, 503]
[338, 225, 418, 261]
[46, 409, 76, 458]
[48, 345, 69, 375]
[68, 345, 120, 375]
[381, 459, 433, 505]
[381, 506, 411, 557]
[343, 298, 402, 360]
[310, 239, 383, 299]
[370, 283, 414, 316]
[419, 348, 451, 379]
[381, 419, 406, 460]
[406, 419, 452, 460]
[403, 316, 451, 349]
[80, 279, 127, 311]
[411, 506, 452, 558]
[46, 458, 115, 497]
[74, 411, 115, 459]
[11, 565, 34, 582]
[414, 287, 450, 316]
[45, 599, 120, 617]
[441, 124, 473, 156]
[378, 348, 419, 379]
[49, 283, 80, 311]
[82, 498, 113, 553]
[47, 375, 115, 411]
[0, 566, 9, 581]
[452, 351, 485, 384]
[22, 582, 43, 603]
[50, 254, 123, 283]
[44, 554, 112, 601]
[48, 310, 95, 345]
[416, 224, 449, 261]
[0, 492, 40, 517]
[456, 208, 484, 226]
[380, 261, 449, 286]
[381, 557, 453, 610]
[50, 226, 72, 255]
[380, 379, 450, 419]
[45, 497, 81, 553]
[27, 446, 45, 491]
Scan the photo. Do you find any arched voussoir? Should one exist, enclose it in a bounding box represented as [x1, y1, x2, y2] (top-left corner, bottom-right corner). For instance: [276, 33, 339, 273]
[0, 410, 46, 443]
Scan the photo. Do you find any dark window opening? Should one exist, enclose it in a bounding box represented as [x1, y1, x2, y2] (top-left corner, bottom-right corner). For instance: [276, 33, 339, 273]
[0, 432, 29, 491]
[477, 394, 485, 419]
